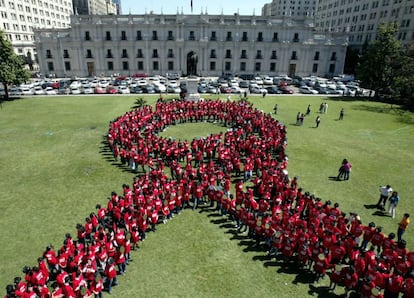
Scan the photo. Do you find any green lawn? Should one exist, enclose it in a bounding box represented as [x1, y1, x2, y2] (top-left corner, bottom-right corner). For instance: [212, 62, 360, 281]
[0, 94, 413, 297]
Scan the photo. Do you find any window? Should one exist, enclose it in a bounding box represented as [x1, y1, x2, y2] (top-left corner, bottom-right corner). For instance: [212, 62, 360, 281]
[108, 61, 114, 71]
[312, 63, 318, 73]
[136, 49, 143, 58]
[152, 31, 158, 40]
[121, 31, 127, 40]
[47, 62, 54, 71]
[105, 31, 111, 41]
[86, 49, 93, 58]
[273, 32, 279, 42]
[167, 61, 174, 71]
[225, 49, 232, 58]
[121, 49, 128, 58]
[225, 61, 231, 71]
[189, 31, 195, 40]
[329, 63, 335, 73]
[152, 49, 159, 58]
[210, 49, 216, 58]
[241, 50, 247, 59]
[257, 32, 263, 42]
[64, 61, 71, 71]
[153, 61, 159, 70]
[85, 31, 90, 41]
[255, 62, 261, 72]
[210, 61, 216, 71]
[271, 50, 277, 59]
[167, 31, 174, 40]
[210, 31, 217, 41]
[226, 31, 232, 41]
[314, 51, 320, 60]
[270, 62, 276, 72]
[291, 51, 297, 60]
[293, 33, 299, 42]
[46, 49, 52, 58]
[137, 61, 144, 70]
[242, 31, 248, 41]
[136, 31, 142, 40]
[331, 52, 337, 61]
[256, 50, 263, 59]
[122, 61, 129, 70]
[240, 62, 246, 71]
[167, 49, 174, 58]
[63, 49, 69, 58]
[106, 49, 113, 58]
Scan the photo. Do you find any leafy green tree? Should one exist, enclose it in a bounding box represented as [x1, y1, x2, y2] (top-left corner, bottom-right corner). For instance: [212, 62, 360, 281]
[0, 30, 31, 100]
[392, 42, 414, 107]
[356, 23, 402, 99]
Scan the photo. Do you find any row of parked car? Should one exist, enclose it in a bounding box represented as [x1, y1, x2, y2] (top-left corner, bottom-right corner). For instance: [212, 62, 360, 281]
[4, 74, 363, 97]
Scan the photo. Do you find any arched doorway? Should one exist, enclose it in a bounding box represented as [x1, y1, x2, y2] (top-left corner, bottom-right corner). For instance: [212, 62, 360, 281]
[186, 51, 198, 76]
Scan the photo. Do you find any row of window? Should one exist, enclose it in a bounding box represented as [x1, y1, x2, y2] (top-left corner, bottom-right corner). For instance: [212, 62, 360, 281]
[48, 60, 337, 75]
[6, 0, 69, 9]
[47, 49, 337, 61]
[84, 30, 299, 43]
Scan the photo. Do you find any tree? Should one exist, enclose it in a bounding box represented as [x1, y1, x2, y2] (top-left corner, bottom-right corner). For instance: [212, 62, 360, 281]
[356, 23, 402, 99]
[392, 42, 414, 107]
[0, 30, 31, 100]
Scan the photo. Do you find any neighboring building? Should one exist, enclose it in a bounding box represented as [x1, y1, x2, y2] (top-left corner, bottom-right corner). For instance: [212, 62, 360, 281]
[262, 0, 316, 17]
[314, 0, 414, 49]
[73, 0, 117, 15]
[33, 13, 347, 78]
[0, 0, 73, 71]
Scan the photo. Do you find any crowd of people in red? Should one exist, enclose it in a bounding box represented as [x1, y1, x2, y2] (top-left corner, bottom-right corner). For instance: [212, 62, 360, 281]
[5, 99, 413, 298]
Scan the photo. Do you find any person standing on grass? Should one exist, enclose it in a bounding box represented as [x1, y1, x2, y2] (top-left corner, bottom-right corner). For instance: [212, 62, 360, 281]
[397, 213, 410, 242]
[378, 185, 393, 210]
[388, 191, 400, 219]
[273, 104, 278, 115]
[315, 116, 321, 128]
[339, 108, 344, 120]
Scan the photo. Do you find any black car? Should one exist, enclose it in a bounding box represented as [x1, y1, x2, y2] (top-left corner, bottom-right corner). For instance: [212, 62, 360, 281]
[265, 86, 282, 94]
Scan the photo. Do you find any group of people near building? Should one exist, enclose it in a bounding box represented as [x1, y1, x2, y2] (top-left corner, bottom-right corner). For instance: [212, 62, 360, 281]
[4, 99, 413, 298]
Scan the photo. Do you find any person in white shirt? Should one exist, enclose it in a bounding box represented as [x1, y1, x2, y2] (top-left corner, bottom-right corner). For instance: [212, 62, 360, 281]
[377, 185, 392, 210]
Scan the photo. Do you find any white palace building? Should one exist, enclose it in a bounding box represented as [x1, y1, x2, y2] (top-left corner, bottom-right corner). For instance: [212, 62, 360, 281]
[33, 12, 348, 78]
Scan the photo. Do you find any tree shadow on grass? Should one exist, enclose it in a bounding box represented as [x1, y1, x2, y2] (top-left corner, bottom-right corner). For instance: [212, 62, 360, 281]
[308, 284, 340, 298]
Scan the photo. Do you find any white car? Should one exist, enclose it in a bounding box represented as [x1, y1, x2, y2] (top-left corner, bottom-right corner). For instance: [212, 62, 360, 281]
[166, 85, 181, 93]
[118, 86, 130, 94]
[299, 86, 318, 94]
[70, 87, 81, 95]
[263, 77, 273, 85]
[168, 80, 179, 88]
[33, 86, 45, 95]
[137, 79, 147, 86]
[82, 86, 94, 94]
[45, 87, 57, 95]
[254, 77, 264, 85]
[21, 87, 34, 96]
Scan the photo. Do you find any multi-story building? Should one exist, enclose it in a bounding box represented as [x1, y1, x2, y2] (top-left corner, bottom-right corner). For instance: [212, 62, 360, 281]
[0, 0, 73, 71]
[314, 0, 414, 49]
[72, 0, 117, 15]
[33, 13, 347, 78]
[262, 0, 317, 17]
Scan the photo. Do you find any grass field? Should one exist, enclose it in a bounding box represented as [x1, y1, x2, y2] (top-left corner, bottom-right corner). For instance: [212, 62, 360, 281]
[0, 94, 413, 297]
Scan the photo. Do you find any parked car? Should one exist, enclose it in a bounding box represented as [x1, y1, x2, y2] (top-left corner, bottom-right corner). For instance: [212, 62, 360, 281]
[265, 86, 282, 94]
[21, 87, 34, 96]
[107, 86, 118, 94]
[238, 80, 249, 88]
[166, 72, 180, 80]
[250, 86, 267, 94]
[142, 85, 156, 93]
[82, 86, 94, 94]
[45, 87, 57, 95]
[198, 86, 208, 93]
[58, 88, 70, 95]
[118, 86, 130, 94]
[299, 86, 318, 94]
[166, 85, 181, 93]
[279, 86, 294, 94]
[131, 86, 143, 94]
[70, 87, 81, 95]
[263, 77, 273, 85]
[95, 86, 107, 94]
[207, 86, 217, 94]
[33, 86, 45, 95]
[9, 87, 22, 97]
[230, 86, 241, 94]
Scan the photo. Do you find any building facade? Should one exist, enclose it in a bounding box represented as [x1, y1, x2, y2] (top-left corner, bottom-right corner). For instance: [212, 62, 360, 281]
[0, 0, 73, 70]
[34, 13, 347, 78]
[262, 0, 317, 17]
[72, 0, 117, 15]
[314, 0, 414, 48]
